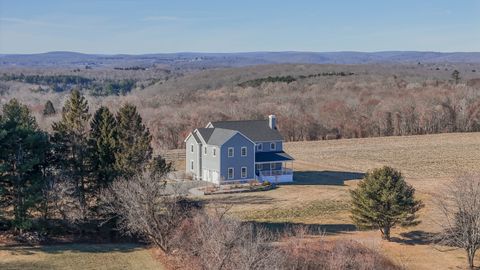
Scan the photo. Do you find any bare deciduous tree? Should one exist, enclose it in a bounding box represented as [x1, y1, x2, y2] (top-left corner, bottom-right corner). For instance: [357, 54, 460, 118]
[436, 174, 480, 269]
[172, 208, 283, 270]
[99, 173, 198, 252]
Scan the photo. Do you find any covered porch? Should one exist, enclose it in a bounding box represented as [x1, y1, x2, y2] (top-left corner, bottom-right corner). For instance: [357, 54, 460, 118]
[255, 151, 294, 183]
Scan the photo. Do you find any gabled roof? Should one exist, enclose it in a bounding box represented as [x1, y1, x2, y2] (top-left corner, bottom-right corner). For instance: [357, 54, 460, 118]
[196, 128, 247, 146]
[196, 128, 214, 143]
[255, 151, 294, 162]
[209, 119, 283, 142]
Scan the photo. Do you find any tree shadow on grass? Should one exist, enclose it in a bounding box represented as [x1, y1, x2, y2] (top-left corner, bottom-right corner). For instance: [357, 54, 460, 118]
[0, 243, 146, 255]
[289, 171, 365, 185]
[248, 221, 357, 236]
[390, 230, 437, 245]
[203, 194, 281, 205]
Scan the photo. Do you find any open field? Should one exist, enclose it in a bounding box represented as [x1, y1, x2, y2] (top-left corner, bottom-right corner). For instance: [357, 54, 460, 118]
[204, 132, 480, 269]
[0, 243, 163, 270]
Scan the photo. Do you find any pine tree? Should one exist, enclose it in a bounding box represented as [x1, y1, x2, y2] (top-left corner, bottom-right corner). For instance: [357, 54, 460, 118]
[89, 106, 118, 190]
[452, 70, 461, 84]
[350, 166, 423, 241]
[0, 99, 49, 231]
[43, 100, 56, 116]
[51, 90, 91, 214]
[115, 103, 152, 178]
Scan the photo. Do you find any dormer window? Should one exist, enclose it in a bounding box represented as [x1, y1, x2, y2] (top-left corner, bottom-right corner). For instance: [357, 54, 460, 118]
[257, 143, 263, 151]
[228, 147, 234, 157]
[241, 147, 247, 157]
[270, 142, 276, 150]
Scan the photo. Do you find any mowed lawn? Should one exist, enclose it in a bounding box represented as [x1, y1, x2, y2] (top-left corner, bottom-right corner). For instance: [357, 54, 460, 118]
[205, 132, 480, 270]
[0, 243, 163, 270]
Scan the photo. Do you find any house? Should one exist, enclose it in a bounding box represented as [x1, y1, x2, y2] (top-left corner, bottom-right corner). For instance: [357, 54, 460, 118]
[184, 115, 294, 185]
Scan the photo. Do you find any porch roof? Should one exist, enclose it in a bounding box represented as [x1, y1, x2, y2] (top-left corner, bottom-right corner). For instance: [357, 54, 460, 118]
[255, 151, 294, 163]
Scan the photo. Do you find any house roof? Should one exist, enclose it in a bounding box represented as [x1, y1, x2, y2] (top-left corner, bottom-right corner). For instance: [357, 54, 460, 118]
[209, 119, 283, 142]
[255, 151, 294, 162]
[197, 128, 241, 146]
[196, 128, 214, 142]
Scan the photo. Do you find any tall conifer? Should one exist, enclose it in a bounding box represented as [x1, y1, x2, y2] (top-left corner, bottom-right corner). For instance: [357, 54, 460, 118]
[0, 99, 49, 231]
[115, 103, 152, 178]
[52, 90, 91, 212]
[89, 106, 118, 190]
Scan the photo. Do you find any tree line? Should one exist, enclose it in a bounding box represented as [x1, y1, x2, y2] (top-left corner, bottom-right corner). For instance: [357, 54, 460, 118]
[0, 90, 159, 233]
[0, 73, 137, 96]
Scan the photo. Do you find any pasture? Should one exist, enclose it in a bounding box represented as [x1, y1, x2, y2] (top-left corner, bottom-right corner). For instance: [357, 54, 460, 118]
[205, 132, 480, 269]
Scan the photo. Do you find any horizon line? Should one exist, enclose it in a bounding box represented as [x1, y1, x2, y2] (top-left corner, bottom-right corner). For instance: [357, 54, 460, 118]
[1, 50, 480, 56]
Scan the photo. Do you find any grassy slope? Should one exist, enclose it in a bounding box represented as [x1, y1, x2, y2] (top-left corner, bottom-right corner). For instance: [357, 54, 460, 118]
[205, 132, 480, 269]
[0, 244, 163, 270]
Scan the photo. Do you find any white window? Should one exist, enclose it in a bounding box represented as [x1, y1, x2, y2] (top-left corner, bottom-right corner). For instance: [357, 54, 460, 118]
[204, 146, 207, 155]
[190, 160, 194, 171]
[270, 163, 276, 170]
[257, 143, 263, 151]
[241, 167, 247, 178]
[270, 142, 276, 150]
[228, 147, 234, 157]
[241, 146, 247, 157]
[228, 167, 234, 179]
[190, 144, 194, 153]
[213, 148, 216, 157]
[256, 164, 262, 171]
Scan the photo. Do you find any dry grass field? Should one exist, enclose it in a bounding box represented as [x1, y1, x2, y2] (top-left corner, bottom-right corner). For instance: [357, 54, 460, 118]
[0, 244, 163, 270]
[205, 132, 480, 269]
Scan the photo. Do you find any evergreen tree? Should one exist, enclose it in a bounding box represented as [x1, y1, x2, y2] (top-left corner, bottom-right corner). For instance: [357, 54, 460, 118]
[89, 106, 118, 190]
[51, 90, 91, 214]
[0, 99, 49, 231]
[115, 103, 152, 178]
[43, 100, 56, 116]
[452, 70, 461, 84]
[148, 156, 172, 181]
[350, 166, 423, 241]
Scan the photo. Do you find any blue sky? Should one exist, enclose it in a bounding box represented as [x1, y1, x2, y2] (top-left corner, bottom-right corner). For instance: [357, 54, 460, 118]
[0, 0, 479, 54]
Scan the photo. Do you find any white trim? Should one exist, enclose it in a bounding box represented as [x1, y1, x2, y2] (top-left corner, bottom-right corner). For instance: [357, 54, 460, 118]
[205, 122, 213, 128]
[241, 146, 247, 156]
[194, 129, 208, 145]
[228, 167, 234, 179]
[255, 160, 293, 164]
[270, 142, 276, 150]
[228, 147, 234, 157]
[270, 163, 276, 170]
[241, 166, 247, 178]
[184, 132, 193, 143]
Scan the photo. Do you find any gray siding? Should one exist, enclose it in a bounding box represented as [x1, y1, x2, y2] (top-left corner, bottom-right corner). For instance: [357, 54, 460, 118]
[255, 141, 283, 152]
[185, 135, 201, 179]
[202, 144, 220, 172]
[220, 133, 255, 182]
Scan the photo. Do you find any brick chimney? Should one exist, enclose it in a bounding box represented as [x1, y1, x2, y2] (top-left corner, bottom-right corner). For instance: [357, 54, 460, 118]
[268, 115, 276, 129]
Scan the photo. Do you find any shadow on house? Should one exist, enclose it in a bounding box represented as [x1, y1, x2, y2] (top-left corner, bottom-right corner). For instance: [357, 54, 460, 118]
[248, 221, 357, 236]
[290, 171, 365, 185]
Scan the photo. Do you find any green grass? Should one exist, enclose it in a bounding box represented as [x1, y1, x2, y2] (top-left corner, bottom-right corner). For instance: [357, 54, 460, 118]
[0, 243, 163, 270]
[240, 200, 350, 223]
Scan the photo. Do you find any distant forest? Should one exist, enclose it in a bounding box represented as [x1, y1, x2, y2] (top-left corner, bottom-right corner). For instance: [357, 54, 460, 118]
[0, 62, 480, 150]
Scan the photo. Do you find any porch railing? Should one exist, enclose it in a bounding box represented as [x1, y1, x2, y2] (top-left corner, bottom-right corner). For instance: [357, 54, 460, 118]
[258, 168, 293, 177]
